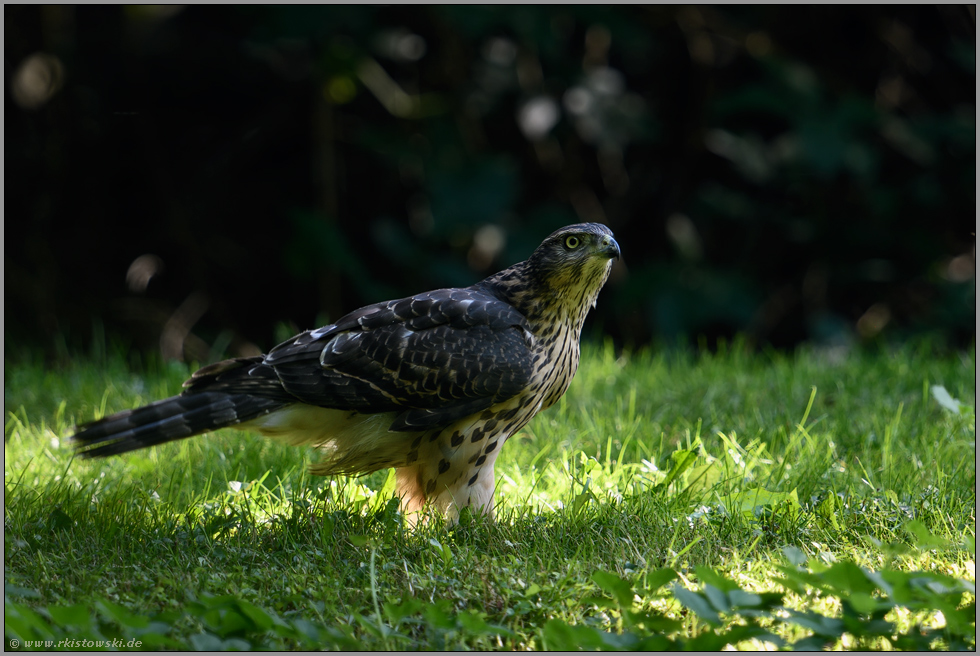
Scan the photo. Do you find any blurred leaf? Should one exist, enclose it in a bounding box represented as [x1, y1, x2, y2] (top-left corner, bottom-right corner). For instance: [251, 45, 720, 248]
[644, 568, 679, 592]
[781, 545, 807, 567]
[904, 519, 952, 551]
[671, 585, 721, 627]
[592, 570, 634, 609]
[718, 487, 800, 522]
[47, 604, 94, 630]
[655, 449, 698, 492]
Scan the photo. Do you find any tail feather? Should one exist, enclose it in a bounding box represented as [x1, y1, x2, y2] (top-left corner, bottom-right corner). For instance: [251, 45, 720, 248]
[72, 392, 287, 458]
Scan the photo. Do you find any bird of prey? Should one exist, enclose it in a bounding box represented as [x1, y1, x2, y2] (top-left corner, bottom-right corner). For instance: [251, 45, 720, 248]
[72, 223, 620, 522]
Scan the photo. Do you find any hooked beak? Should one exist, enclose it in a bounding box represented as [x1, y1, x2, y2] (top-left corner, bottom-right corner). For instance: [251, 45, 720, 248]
[598, 234, 621, 260]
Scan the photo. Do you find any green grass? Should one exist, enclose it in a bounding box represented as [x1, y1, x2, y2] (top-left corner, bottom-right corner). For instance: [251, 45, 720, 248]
[5, 338, 976, 650]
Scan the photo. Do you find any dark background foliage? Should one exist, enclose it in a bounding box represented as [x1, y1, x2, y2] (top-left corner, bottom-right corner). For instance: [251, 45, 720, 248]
[6, 5, 975, 361]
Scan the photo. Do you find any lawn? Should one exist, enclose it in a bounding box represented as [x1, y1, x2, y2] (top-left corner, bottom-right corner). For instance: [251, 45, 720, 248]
[4, 338, 976, 650]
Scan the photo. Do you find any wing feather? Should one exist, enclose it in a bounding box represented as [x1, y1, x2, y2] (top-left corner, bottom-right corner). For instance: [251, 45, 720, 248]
[263, 288, 533, 430]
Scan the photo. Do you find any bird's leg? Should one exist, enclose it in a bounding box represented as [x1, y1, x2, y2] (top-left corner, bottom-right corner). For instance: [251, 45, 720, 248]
[394, 464, 429, 524]
[393, 428, 502, 525]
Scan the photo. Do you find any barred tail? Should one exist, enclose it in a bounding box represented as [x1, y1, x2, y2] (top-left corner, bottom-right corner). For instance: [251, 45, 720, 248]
[72, 392, 288, 458]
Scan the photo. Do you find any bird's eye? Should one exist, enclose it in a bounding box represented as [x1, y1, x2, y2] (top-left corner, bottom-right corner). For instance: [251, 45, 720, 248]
[564, 235, 581, 250]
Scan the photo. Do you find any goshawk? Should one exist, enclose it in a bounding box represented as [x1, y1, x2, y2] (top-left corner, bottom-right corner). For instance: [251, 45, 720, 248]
[72, 223, 620, 521]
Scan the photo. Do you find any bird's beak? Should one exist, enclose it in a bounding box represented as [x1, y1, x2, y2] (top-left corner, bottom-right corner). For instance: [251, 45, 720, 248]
[598, 234, 621, 260]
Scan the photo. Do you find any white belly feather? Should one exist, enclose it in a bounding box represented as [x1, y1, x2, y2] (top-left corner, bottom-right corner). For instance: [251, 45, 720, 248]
[242, 405, 419, 475]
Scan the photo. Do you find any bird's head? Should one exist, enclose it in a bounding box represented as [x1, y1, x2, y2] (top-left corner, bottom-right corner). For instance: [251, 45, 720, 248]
[479, 223, 620, 325]
[525, 223, 620, 299]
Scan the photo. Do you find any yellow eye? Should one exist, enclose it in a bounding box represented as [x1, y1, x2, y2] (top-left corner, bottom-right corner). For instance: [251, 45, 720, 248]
[564, 235, 581, 250]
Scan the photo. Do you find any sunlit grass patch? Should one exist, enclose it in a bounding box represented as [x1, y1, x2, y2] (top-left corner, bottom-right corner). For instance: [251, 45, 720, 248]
[5, 338, 975, 649]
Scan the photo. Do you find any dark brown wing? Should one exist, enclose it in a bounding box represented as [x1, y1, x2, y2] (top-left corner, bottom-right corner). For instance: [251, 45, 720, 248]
[259, 287, 534, 430]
